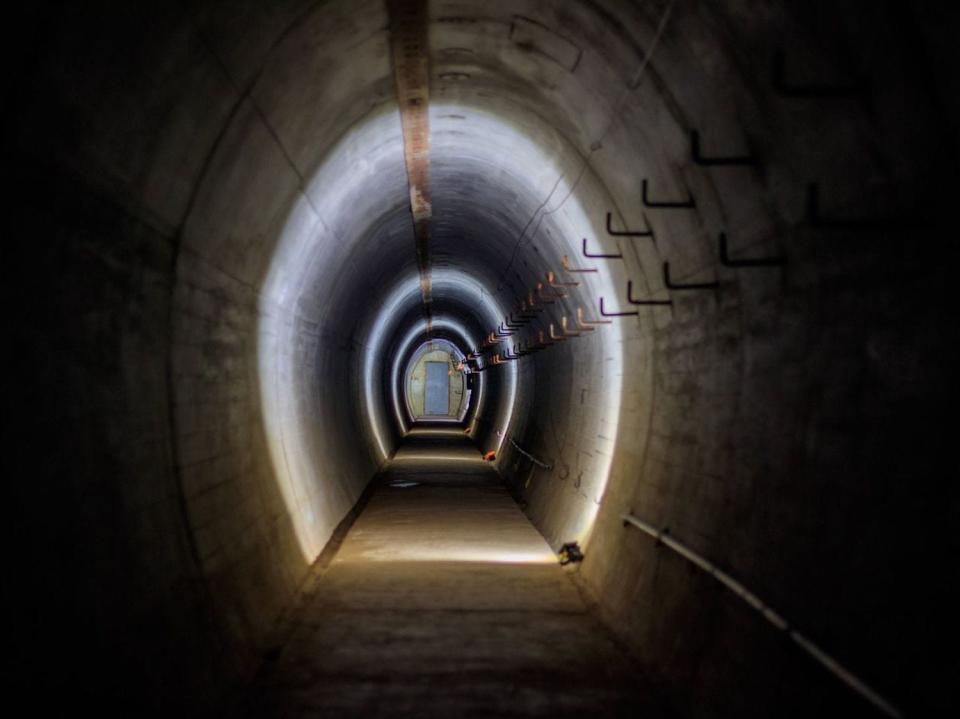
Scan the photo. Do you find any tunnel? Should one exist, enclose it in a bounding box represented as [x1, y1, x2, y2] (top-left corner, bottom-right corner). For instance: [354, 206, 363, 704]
[5, 1, 958, 716]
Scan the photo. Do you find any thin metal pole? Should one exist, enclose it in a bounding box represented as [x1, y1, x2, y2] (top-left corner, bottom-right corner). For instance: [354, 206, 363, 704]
[497, 431, 552, 469]
[621, 513, 902, 718]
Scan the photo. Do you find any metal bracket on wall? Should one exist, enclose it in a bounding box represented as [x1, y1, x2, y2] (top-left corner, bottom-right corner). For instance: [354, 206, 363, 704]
[719, 232, 786, 267]
[531, 330, 554, 350]
[772, 48, 866, 99]
[562, 254, 597, 273]
[582, 237, 623, 259]
[627, 280, 673, 306]
[560, 315, 581, 337]
[642, 178, 696, 209]
[520, 298, 542, 314]
[548, 271, 579, 288]
[606, 211, 654, 238]
[663, 262, 719, 291]
[691, 130, 757, 166]
[577, 306, 611, 327]
[599, 296, 638, 317]
[536, 282, 558, 304]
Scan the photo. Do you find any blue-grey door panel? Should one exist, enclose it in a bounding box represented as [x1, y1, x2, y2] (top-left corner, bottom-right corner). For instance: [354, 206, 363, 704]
[424, 361, 449, 415]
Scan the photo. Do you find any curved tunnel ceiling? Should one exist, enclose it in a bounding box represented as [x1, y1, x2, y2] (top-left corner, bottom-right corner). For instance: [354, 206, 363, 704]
[248, 36, 631, 560]
[6, 1, 958, 717]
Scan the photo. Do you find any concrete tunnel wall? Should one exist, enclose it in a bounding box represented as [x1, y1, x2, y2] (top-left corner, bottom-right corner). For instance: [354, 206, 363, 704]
[4, 1, 959, 716]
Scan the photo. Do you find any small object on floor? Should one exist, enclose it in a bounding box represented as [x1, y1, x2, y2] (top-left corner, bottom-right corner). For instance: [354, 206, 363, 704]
[558, 541, 584, 565]
[388, 480, 419, 488]
[463, 426, 471, 434]
[484, 450, 496, 461]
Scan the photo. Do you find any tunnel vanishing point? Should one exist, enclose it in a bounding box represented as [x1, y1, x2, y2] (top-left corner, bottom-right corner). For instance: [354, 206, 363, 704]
[4, 1, 959, 717]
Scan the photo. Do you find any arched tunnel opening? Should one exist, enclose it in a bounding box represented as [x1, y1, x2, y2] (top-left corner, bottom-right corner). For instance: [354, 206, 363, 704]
[4, 1, 958, 717]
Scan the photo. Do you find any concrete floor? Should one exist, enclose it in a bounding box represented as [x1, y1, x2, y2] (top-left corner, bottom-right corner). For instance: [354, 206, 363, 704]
[248, 427, 669, 718]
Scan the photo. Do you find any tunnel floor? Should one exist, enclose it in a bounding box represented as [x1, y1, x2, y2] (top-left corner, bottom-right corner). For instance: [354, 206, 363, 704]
[247, 427, 668, 718]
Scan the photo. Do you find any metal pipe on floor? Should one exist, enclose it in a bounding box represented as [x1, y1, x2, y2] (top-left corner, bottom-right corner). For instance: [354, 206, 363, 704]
[620, 512, 902, 719]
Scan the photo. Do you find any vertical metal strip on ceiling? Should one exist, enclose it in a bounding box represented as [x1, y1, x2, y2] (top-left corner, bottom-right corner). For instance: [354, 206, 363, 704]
[387, 0, 433, 333]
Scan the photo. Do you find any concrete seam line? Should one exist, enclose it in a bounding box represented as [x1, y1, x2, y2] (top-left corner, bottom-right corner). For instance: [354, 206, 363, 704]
[621, 513, 902, 718]
[388, 0, 433, 333]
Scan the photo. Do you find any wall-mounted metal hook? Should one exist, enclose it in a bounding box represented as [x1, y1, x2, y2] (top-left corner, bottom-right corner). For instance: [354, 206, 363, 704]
[549, 323, 567, 342]
[606, 211, 654, 238]
[520, 299, 542, 315]
[772, 48, 866, 99]
[691, 130, 757, 166]
[627, 280, 673, 306]
[560, 316, 581, 337]
[805, 183, 917, 230]
[642, 178, 696, 209]
[583, 237, 623, 259]
[519, 342, 540, 357]
[664, 262, 719, 291]
[599, 296, 638, 317]
[536, 283, 557, 304]
[574, 311, 595, 331]
[719, 232, 786, 267]
[548, 271, 579, 288]
[578, 306, 612, 327]
[533, 330, 554, 350]
[562, 254, 598, 273]
[527, 290, 544, 310]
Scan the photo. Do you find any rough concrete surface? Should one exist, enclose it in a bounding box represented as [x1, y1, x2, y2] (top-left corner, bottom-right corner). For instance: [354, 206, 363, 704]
[248, 431, 668, 718]
[4, 1, 958, 717]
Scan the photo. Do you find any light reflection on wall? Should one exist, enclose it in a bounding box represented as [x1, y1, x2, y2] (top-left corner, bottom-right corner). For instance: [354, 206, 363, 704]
[362, 268, 517, 459]
[254, 99, 624, 561]
[256, 108, 405, 562]
[361, 269, 515, 464]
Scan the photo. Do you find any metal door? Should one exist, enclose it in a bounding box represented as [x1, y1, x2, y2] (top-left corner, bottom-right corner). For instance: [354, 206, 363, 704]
[424, 361, 449, 415]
